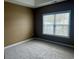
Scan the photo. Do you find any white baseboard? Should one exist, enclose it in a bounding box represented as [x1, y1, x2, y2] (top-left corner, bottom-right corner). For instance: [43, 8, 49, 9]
[4, 38, 73, 50]
[35, 38, 74, 48]
[4, 38, 33, 49]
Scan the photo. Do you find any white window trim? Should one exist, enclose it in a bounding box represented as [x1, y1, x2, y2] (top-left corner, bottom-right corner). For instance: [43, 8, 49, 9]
[42, 10, 71, 38]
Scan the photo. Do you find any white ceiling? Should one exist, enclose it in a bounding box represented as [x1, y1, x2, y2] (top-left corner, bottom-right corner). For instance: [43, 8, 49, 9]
[5, 0, 66, 8]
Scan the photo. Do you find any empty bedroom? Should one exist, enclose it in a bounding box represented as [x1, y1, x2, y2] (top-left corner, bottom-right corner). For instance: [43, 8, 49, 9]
[4, 0, 74, 59]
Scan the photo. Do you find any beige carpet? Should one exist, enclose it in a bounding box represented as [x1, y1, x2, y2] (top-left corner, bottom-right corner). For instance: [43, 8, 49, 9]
[5, 40, 74, 59]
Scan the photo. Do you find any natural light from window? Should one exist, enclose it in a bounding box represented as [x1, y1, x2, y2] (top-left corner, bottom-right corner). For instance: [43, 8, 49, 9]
[43, 11, 70, 37]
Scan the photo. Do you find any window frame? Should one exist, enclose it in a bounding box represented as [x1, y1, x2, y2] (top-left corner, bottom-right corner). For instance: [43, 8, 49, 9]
[42, 10, 71, 38]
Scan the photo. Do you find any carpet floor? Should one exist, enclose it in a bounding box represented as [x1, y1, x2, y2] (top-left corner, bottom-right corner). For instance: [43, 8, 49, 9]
[5, 39, 74, 59]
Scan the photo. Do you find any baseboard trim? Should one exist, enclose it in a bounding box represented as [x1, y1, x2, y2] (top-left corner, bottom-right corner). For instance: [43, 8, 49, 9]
[34, 38, 74, 48]
[4, 38, 33, 49]
[5, 38, 74, 49]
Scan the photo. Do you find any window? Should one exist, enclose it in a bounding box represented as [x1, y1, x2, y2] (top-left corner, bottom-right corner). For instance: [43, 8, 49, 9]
[43, 11, 70, 37]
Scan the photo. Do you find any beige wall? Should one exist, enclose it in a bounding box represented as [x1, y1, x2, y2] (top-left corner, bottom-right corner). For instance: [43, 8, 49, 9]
[4, 2, 33, 46]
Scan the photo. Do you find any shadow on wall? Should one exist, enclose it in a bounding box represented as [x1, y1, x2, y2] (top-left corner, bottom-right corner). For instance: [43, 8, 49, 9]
[34, 0, 74, 46]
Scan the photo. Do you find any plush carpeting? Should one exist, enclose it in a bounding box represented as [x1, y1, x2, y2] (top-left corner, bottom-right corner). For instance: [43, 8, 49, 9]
[5, 40, 74, 59]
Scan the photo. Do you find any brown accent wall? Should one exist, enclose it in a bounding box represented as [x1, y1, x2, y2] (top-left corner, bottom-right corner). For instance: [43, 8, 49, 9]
[4, 2, 33, 46]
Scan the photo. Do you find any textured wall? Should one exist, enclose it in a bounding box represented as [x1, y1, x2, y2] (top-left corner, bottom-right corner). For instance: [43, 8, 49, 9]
[4, 2, 33, 46]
